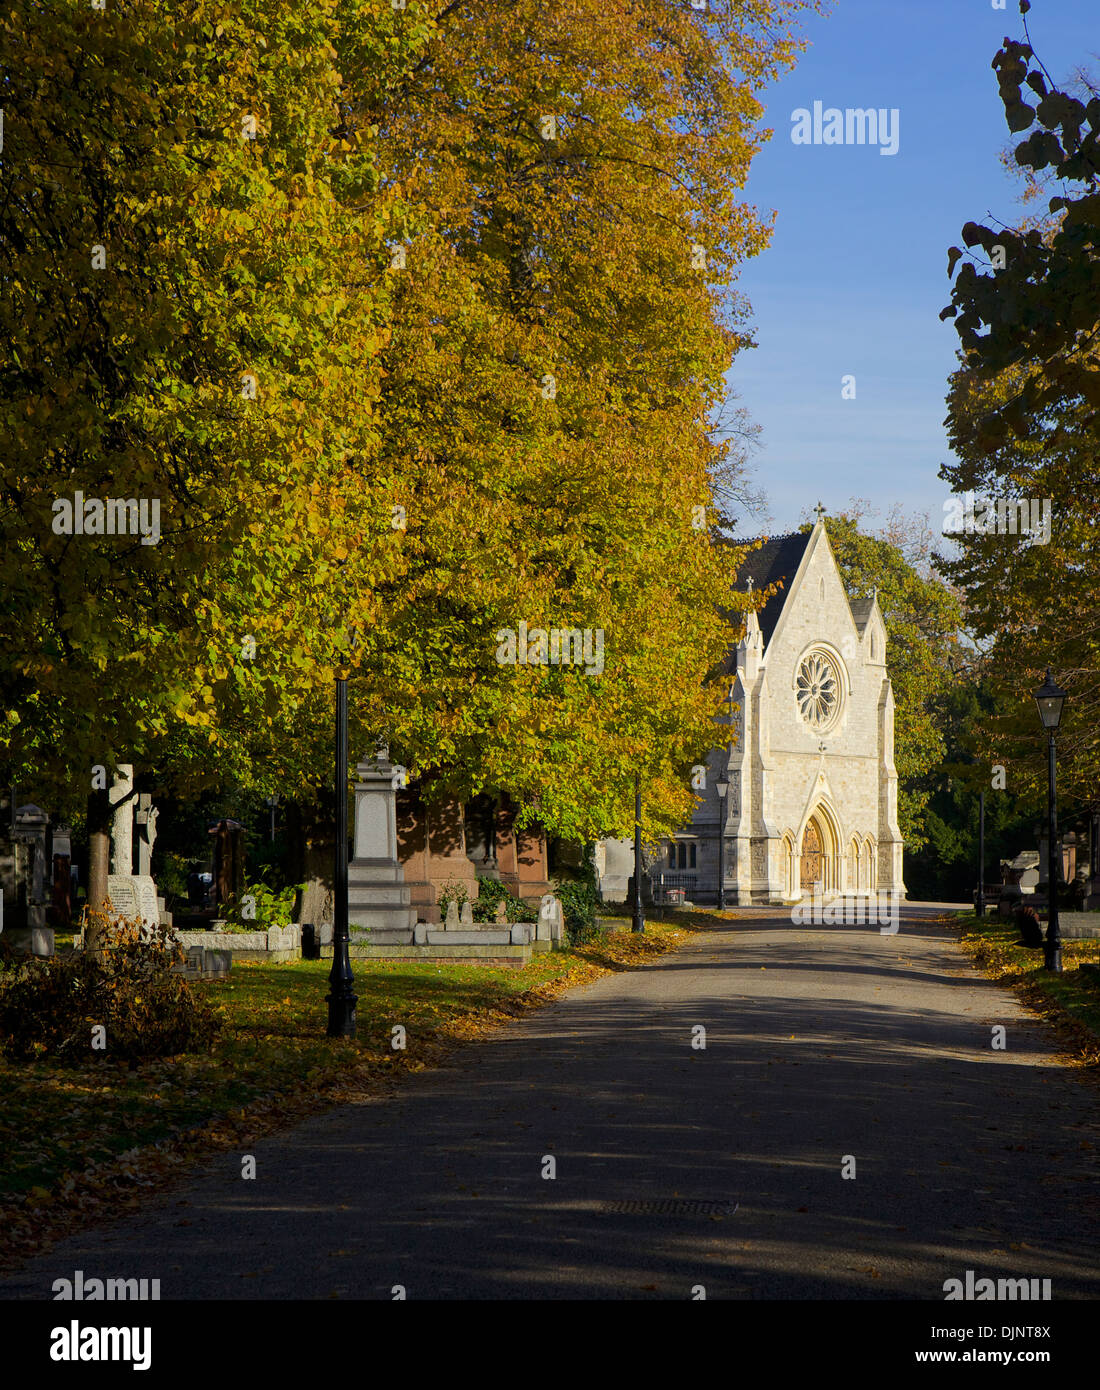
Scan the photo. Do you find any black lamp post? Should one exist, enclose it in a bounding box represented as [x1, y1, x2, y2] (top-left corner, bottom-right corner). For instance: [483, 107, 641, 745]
[326, 676, 358, 1036]
[628, 772, 645, 934]
[1033, 668, 1067, 975]
[716, 777, 729, 910]
[977, 791, 985, 919]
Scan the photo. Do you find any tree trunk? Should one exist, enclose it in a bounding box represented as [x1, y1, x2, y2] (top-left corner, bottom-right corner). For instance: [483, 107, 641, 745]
[85, 787, 112, 952]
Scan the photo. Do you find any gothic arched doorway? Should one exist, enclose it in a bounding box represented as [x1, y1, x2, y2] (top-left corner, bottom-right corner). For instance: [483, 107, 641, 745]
[800, 820, 823, 891]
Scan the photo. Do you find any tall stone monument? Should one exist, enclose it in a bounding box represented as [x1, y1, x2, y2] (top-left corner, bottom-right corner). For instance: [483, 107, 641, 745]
[346, 746, 415, 933]
[106, 769, 161, 928]
[109, 766, 135, 875]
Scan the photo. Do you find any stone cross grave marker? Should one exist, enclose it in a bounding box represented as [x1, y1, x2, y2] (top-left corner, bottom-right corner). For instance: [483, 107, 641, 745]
[134, 794, 159, 877]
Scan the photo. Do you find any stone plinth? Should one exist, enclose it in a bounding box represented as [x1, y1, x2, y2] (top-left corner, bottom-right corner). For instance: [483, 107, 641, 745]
[425, 928, 512, 945]
[595, 838, 634, 903]
[321, 939, 552, 968]
[347, 750, 415, 932]
[165, 925, 301, 963]
[1055, 912, 1100, 939]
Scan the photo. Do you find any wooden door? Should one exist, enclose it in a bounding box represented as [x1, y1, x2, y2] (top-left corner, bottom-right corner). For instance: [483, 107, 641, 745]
[800, 821, 822, 890]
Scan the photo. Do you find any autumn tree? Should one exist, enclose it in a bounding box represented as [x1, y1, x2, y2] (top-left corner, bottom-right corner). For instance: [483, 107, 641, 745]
[0, 0, 434, 935]
[0, 2, 428, 793]
[1, 0, 819, 875]
[939, 1, 1100, 807]
[335, 0, 819, 841]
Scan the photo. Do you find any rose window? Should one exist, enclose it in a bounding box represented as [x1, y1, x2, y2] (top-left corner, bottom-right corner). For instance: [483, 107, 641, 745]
[796, 653, 839, 728]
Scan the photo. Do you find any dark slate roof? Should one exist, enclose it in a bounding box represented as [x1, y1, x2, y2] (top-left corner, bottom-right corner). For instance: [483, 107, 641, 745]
[724, 532, 812, 647]
[848, 597, 875, 635]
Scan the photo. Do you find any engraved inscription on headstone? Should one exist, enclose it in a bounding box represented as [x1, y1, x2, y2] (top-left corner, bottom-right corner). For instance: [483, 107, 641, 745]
[106, 874, 160, 925]
[136, 876, 160, 926]
[106, 874, 140, 920]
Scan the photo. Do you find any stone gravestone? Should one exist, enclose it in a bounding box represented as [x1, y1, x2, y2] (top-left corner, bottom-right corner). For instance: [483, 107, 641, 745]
[444, 900, 460, 930]
[460, 901, 474, 927]
[494, 900, 508, 925]
[106, 874, 161, 928]
[11, 804, 50, 930]
[202, 949, 232, 978]
[537, 893, 564, 944]
[136, 876, 160, 927]
[50, 826, 72, 928]
[210, 819, 245, 908]
[1010, 850, 1040, 894]
[135, 798, 171, 925]
[1, 813, 55, 951]
[106, 874, 139, 921]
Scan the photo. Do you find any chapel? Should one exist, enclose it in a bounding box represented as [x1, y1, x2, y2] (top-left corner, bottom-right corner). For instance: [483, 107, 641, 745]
[597, 517, 905, 905]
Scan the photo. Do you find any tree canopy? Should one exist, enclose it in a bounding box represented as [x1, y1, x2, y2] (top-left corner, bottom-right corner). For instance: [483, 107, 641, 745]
[938, 5, 1100, 808]
[1, 0, 818, 843]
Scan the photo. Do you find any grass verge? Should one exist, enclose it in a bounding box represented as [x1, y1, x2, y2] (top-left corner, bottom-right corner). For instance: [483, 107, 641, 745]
[952, 910, 1100, 1068]
[0, 912, 710, 1272]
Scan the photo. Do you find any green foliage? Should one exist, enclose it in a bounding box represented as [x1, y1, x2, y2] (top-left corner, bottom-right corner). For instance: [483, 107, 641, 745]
[552, 843, 600, 943]
[555, 879, 600, 945]
[285, 0, 817, 843]
[0, 0, 430, 806]
[902, 671, 1041, 900]
[221, 870, 301, 928]
[941, 28, 1100, 441]
[471, 878, 538, 924]
[0, 920, 221, 1063]
[939, 24, 1100, 806]
[0, 0, 820, 852]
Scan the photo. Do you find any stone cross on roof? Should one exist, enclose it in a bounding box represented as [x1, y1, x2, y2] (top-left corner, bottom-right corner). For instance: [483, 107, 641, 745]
[813, 502, 827, 520]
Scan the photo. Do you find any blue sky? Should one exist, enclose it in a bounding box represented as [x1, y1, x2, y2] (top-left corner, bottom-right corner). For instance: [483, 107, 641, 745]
[728, 0, 1097, 536]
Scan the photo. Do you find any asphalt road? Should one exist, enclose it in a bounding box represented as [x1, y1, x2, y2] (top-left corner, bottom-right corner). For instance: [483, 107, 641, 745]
[3, 905, 1098, 1300]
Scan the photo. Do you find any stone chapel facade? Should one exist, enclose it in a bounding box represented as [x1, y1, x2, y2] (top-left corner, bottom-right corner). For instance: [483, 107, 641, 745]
[598, 518, 905, 906]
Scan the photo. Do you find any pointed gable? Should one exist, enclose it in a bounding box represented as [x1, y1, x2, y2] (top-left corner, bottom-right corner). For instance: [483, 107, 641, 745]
[724, 532, 812, 647]
[848, 597, 874, 636]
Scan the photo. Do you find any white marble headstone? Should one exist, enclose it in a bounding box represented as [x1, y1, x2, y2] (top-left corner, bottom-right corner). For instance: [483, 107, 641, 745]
[107, 874, 160, 926]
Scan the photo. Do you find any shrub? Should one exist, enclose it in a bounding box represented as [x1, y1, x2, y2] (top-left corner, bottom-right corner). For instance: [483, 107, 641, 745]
[221, 869, 302, 928]
[0, 917, 222, 1063]
[472, 877, 537, 923]
[555, 877, 600, 944]
[554, 844, 602, 945]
